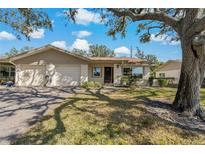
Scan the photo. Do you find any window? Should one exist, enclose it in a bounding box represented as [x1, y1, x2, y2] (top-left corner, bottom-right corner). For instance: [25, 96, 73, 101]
[0, 66, 9, 77]
[93, 67, 101, 77]
[132, 67, 143, 78]
[159, 73, 165, 78]
[123, 67, 143, 78]
[10, 67, 15, 77]
[0, 65, 15, 78]
[123, 68, 132, 76]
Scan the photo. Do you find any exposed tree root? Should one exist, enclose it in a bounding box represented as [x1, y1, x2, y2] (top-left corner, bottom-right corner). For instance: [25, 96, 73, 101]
[196, 108, 205, 121]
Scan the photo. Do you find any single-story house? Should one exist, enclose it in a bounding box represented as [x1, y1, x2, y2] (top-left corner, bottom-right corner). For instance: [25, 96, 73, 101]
[155, 60, 181, 84]
[0, 44, 150, 87]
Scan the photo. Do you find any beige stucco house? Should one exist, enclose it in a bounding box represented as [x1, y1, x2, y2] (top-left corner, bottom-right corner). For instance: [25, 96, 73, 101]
[155, 60, 181, 84]
[0, 44, 150, 87]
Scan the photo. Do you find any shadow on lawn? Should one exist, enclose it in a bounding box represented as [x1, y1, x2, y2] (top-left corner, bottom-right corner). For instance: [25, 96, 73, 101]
[13, 87, 205, 144]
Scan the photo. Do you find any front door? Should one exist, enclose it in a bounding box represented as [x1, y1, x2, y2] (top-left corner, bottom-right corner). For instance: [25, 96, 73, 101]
[104, 67, 113, 83]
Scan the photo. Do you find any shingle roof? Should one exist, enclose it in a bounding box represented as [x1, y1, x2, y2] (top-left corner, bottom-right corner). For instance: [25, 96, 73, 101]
[0, 56, 9, 63]
[155, 59, 182, 71]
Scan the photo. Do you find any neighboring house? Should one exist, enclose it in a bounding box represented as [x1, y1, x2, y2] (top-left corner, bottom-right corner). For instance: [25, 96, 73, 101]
[0, 45, 150, 87]
[155, 60, 181, 84]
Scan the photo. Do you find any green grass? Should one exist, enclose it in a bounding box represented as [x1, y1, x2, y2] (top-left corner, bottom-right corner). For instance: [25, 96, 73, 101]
[13, 87, 205, 145]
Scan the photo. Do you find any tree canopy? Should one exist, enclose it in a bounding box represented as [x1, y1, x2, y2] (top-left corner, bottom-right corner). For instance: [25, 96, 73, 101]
[72, 48, 88, 57]
[89, 44, 115, 57]
[0, 9, 52, 39]
[72, 44, 115, 57]
[135, 47, 158, 65]
[135, 47, 161, 77]
[5, 46, 33, 57]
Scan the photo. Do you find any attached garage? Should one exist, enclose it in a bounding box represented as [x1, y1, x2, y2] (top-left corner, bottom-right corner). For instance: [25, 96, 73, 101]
[12, 45, 89, 87]
[47, 64, 81, 86]
[16, 65, 45, 86]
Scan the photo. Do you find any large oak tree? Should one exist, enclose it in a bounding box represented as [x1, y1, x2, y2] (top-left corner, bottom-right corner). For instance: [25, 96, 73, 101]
[66, 8, 205, 119]
[0, 9, 52, 39]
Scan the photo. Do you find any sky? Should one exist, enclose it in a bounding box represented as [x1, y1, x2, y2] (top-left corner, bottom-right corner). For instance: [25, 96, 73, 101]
[0, 8, 182, 62]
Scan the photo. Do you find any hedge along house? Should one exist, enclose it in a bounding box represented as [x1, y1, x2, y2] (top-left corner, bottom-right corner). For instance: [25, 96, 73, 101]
[0, 45, 150, 87]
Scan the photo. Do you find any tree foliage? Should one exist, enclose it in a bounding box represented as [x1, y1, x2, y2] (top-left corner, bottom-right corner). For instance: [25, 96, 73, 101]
[135, 47, 162, 77]
[66, 8, 205, 44]
[5, 48, 19, 57]
[5, 46, 34, 57]
[89, 44, 115, 57]
[72, 48, 88, 56]
[72, 44, 115, 57]
[135, 47, 158, 65]
[0, 9, 52, 39]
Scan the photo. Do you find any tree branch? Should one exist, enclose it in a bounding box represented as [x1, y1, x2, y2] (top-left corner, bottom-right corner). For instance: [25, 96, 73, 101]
[108, 9, 179, 32]
[192, 16, 205, 34]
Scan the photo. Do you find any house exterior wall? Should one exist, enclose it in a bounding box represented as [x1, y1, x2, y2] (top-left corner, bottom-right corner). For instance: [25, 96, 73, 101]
[14, 49, 89, 86]
[143, 66, 150, 79]
[10, 47, 152, 86]
[15, 64, 46, 86]
[114, 64, 122, 85]
[155, 60, 181, 84]
[80, 64, 88, 84]
[156, 69, 181, 84]
[88, 63, 150, 85]
[88, 63, 114, 84]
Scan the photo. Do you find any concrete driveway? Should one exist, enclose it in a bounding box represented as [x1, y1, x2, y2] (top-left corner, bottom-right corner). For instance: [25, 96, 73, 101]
[0, 86, 75, 144]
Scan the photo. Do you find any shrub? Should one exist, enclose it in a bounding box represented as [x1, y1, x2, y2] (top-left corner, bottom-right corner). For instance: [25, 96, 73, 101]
[121, 75, 142, 86]
[81, 81, 102, 89]
[121, 76, 129, 86]
[158, 79, 169, 87]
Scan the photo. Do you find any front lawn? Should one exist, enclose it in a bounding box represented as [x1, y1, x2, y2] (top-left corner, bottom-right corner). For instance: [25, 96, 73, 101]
[13, 87, 205, 144]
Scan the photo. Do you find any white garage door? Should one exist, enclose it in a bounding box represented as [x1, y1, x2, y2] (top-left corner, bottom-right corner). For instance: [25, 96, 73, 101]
[48, 64, 80, 86]
[16, 65, 45, 86]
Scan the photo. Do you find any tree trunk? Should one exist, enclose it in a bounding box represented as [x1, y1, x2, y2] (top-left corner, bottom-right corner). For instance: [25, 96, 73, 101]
[173, 38, 205, 118]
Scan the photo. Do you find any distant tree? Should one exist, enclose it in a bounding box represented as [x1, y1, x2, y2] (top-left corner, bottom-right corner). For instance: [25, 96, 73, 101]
[135, 47, 158, 65]
[89, 44, 115, 57]
[72, 48, 88, 56]
[5, 48, 19, 57]
[5, 46, 33, 57]
[135, 47, 161, 77]
[20, 46, 33, 52]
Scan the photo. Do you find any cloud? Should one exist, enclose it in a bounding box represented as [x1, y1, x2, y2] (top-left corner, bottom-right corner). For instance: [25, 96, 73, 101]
[0, 31, 16, 40]
[62, 9, 102, 25]
[29, 29, 45, 39]
[150, 34, 180, 45]
[51, 41, 67, 49]
[51, 39, 91, 52]
[72, 30, 92, 38]
[114, 46, 130, 57]
[71, 39, 90, 51]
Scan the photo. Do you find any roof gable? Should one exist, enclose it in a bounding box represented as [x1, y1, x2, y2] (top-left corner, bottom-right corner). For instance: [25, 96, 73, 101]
[10, 44, 90, 62]
[156, 60, 181, 72]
